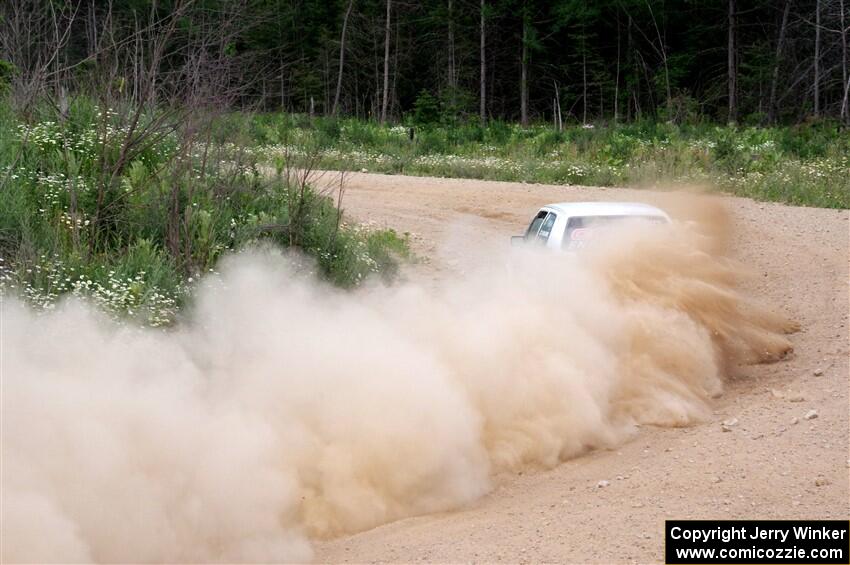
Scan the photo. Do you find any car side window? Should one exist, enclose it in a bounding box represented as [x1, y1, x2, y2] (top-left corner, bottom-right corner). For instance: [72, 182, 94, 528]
[535, 212, 557, 244]
[525, 210, 549, 240]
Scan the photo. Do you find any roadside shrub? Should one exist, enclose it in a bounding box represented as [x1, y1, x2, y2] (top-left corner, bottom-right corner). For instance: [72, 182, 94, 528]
[414, 129, 449, 155]
[0, 59, 16, 93]
[775, 122, 836, 159]
[411, 90, 441, 127]
[315, 117, 343, 147]
[484, 120, 514, 145]
[0, 98, 412, 325]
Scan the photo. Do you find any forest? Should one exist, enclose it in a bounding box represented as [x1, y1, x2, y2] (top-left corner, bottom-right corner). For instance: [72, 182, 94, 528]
[2, 0, 849, 125]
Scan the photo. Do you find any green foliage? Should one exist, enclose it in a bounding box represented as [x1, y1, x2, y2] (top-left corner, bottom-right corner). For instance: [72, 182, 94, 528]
[0, 60, 16, 92]
[0, 99, 410, 325]
[411, 90, 441, 127]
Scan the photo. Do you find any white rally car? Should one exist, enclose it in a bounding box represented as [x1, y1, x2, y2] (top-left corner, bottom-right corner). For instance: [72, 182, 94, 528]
[512, 202, 670, 251]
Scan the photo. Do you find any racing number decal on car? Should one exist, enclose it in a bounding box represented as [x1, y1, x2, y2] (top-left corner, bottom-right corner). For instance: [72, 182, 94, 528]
[570, 228, 594, 240]
[564, 227, 595, 250]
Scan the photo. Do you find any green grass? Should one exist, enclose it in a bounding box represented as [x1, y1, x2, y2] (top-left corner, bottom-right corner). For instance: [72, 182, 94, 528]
[0, 99, 410, 326]
[241, 114, 849, 209]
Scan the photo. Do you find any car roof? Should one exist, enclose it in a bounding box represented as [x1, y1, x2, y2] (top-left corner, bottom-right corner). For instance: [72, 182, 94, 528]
[540, 201, 669, 219]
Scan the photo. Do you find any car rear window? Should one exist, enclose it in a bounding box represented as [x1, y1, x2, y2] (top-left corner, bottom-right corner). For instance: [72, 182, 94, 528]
[536, 212, 557, 243]
[525, 210, 549, 239]
[562, 215, 667, 250]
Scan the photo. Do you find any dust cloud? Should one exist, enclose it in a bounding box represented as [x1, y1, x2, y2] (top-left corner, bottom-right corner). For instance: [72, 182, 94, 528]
[1, 202, 795, 563]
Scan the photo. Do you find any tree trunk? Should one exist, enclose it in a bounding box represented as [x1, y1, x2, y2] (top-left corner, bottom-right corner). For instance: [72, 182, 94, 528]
[87, 1, 98, 58]
[840, 0, 848, 122]
[380, 0, 391, 124]
[599, 83, 604, 120]
[520, 9, 528, 126]
[814, 0, 820, 117]
[843, 74, 850, 123]
[645, 0, 672, 119]
[280, 63, 286, 110]
[767, 0, 791, 124]
[480, 0, 486, 125]
[331, 0, 354, 116]
[324, 48, 330, 113]
[614, 14, 620, 123]
[553, 81, 563, 131]
[391, 17, 399, 118]
[628, 14, 636, 120]
[448, 0, 455, 92]
[373, 32, 380, 118]
[276, 7, 286, 111]
[728, 0, 737, 123]
[582, 47, 587, 124]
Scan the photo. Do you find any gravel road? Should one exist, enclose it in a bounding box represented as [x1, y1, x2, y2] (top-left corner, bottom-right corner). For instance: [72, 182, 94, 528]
[313, 172, 849, 564]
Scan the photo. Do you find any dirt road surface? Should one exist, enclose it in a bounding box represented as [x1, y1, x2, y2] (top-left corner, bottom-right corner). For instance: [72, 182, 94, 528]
[313, 172, 849, 564]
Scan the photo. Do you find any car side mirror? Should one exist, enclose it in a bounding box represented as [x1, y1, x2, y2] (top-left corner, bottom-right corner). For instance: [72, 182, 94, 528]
[511, 236, 526, 247]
